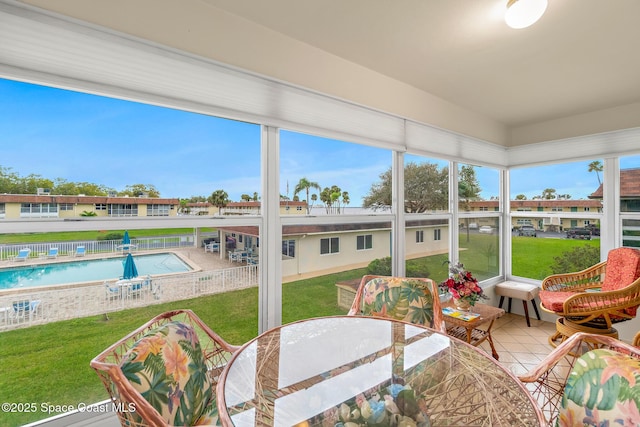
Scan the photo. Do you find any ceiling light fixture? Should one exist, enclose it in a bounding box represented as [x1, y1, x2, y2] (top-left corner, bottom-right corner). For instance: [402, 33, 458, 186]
[505, 0, 548, 29]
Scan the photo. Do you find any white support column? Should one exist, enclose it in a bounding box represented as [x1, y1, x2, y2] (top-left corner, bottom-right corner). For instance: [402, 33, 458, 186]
[602, 157, 619, 258]
[392, 151, 405, 276]
[260, 125, 282, 333]
[502, 168, 511, 278]
[450, 161, 459, 261]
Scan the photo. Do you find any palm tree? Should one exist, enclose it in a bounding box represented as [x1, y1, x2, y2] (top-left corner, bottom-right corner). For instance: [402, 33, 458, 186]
[178, 199, 189, 214]
[588, 160, 603, 185]
[208, 189, 229, 215]
[541, 188, 557, 199]
[293, 177, 321, 214]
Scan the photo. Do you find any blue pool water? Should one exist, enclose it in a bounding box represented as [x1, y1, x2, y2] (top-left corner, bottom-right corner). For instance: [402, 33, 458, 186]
[0, 253, 191, 290]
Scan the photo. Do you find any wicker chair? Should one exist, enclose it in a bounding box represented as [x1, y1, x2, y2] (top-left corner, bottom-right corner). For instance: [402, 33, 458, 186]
[518, 332, 640, 426]
[90, 309, 240, 427]
[347, 275, 445, 332]
[539, 247, 640, 346]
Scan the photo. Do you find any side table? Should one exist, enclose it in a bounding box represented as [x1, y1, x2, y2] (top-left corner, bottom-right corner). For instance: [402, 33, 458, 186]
[443, 302, 505, 360]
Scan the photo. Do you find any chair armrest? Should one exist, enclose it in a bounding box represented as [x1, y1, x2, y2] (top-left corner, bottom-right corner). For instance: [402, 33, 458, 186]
[541, 261, 606, 291]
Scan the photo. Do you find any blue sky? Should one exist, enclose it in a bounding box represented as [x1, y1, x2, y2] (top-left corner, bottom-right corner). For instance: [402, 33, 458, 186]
[1, 78, 636, 204]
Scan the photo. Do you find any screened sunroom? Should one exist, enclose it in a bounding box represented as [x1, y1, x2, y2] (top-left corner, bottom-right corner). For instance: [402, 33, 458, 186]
[2, 1, 640, 426]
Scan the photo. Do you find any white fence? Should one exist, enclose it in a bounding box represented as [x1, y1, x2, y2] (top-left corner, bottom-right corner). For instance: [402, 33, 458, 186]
[0, 235, 197, 260]
[0, 264, 258, 331]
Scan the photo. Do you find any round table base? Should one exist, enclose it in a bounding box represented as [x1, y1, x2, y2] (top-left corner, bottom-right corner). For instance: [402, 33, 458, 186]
[549, 318, 618, 347]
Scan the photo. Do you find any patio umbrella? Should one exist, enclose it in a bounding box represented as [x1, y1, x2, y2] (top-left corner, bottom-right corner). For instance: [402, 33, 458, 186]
[122, 253, 138, 280]
[122, 230, 130, 246]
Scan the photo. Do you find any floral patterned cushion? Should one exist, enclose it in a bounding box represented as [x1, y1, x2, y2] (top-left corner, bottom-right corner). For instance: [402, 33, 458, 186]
[121, 321, 218, 426]
[602, 247, 640, 291]
[558, 348, 640, 427]
[538, 290, 580, 313]
[360, 277, 436, 327]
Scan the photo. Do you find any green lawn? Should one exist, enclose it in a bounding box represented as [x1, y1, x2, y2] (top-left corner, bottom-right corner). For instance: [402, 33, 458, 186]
[512, 236, 599, 280]
[0, 228, 215, 244]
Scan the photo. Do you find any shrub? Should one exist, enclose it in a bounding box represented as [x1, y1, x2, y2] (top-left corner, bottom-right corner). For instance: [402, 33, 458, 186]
[97, 232, 125, 241]
[366, 256, 392, 276]
[550, 245, 600, 274]
[366, 256, 430, 278]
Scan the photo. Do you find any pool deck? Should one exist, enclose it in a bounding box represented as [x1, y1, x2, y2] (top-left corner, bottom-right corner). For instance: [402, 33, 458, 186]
[0, 245, 234, 272]
[0, 246, 257, 330]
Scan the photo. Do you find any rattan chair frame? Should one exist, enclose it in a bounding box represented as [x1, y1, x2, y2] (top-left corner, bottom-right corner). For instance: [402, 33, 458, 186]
[518, 332, 640, 427]
[90, 309, 240, 427]
[347, 275, 446, 333]
[541, 261, 640, 329]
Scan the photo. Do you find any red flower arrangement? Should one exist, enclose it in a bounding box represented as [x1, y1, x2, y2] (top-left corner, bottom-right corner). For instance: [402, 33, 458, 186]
[440, 261, 488, 306]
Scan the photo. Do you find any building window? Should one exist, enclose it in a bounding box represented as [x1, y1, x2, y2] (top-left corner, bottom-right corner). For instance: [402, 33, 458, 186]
[282, 239, 296, 258]
[584, 207, 590, 212]
[551, 207, 563, 212]
[108, 204, 138, 216]
[59, 203, 74, 211]
[434, 229, 441, 241]
[0, 203, 4, 215]
[356, 234, 373, 250]
[320, 237, 339, 254]
[20, 203, 58, 217]
[416, 230, 424, 243]
[479, 207, 488, 211]
[146, 204, 170, 216]
[95, 204, 107, 211]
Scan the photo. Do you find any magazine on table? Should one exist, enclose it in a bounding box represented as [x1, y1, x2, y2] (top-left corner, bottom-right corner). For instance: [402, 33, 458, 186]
[442, 307, 480, 321]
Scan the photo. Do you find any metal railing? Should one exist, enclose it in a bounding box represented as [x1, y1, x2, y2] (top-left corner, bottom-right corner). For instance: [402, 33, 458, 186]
[0, 264, 259, 331]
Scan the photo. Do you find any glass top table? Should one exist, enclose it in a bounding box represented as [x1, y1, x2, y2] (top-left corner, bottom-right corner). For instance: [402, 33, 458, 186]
[217, 316, 543, 427]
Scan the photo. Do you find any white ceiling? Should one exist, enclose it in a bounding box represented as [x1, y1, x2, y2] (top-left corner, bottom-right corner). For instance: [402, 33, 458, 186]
[13, 0, 640, 147]
[204, 0, 640, 128]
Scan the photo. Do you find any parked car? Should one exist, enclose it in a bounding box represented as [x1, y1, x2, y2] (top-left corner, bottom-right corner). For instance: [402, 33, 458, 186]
[518, 225, 537, 237]
[566, 227, 591, 240]
[468, 223, 478, 229]
[479, 226, 493, 234]
[586, 224, 600, 236]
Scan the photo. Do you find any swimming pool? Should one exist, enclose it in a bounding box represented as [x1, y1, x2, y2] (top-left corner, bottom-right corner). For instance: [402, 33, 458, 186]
[0, 253, 192, 290]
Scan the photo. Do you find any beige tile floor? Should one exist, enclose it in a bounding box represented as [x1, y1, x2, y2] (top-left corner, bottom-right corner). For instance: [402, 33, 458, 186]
[475, 312, 558, 376]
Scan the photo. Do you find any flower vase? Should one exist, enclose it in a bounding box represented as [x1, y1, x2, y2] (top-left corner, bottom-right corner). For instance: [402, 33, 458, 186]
[453, 297, 471, 312]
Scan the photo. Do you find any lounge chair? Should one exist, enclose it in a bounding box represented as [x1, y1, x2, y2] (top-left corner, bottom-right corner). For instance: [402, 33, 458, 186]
[204, 242, 219, 253]
[74, 246, 86, 257]
[104, 281, 122, 300]
[11, 300, 41, 323]
[46, 247, 58, 259]
[13, 248, 30, 262]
